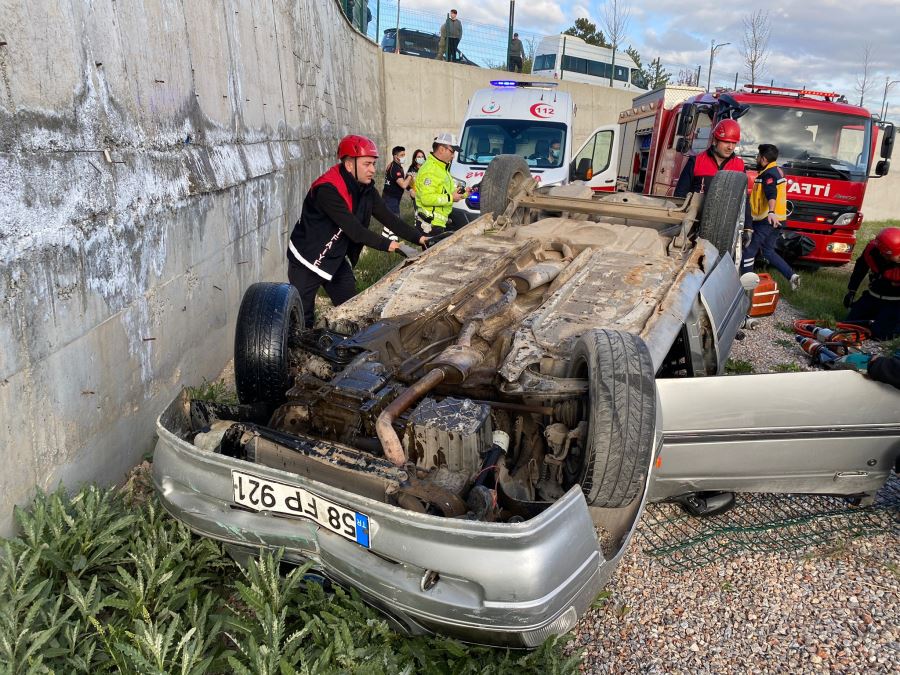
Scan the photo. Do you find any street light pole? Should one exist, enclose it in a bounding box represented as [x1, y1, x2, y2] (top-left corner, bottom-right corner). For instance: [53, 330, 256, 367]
[507, 1, 515, 72]
[880, 77, 900, 119]
[707, 40, 730, 91]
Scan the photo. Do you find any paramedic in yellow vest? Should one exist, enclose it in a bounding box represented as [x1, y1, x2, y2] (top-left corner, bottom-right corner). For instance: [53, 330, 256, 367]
[414, 132, 469, 232]
[740, 143, 800, 291]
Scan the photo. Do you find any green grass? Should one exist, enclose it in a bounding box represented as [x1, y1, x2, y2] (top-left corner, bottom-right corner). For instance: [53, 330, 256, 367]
[185, 378, 237, 404]
[772, 362, 804, 373]
[725, 358, 755, 374]
[760, 219, 899, 333]
[0, 480, 582, 673]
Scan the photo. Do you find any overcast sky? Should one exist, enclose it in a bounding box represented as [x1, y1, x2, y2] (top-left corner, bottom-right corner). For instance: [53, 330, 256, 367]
[407, 0, 900, 115]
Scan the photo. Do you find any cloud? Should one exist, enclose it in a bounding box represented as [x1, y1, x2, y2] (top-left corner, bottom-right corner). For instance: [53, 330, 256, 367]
[384, 0, 900, 111]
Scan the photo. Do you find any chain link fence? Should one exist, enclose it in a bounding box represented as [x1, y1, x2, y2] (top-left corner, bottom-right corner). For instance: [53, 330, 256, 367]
[638, 475, 900, 570]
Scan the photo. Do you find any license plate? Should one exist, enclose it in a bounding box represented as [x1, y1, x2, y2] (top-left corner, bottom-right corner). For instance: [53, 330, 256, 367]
[232, 470, 371, 548]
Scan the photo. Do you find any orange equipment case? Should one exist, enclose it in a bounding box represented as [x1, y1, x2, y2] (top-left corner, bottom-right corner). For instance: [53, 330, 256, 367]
[749, 272, 780, 317]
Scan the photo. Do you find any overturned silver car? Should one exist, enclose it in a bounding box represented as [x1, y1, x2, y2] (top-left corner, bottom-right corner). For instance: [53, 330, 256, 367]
[153, 158, 900, 647]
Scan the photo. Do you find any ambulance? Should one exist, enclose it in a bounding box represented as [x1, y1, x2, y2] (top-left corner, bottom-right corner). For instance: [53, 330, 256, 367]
[450, 80, 618, 223]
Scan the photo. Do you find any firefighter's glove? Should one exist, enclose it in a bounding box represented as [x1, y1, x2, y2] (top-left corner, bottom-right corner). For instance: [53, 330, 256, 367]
[842, 291, 856, 309]
[833, 352, 871, 373]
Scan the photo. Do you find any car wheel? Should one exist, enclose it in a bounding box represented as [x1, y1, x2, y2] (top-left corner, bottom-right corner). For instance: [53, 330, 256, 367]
[563, 329, 656, 508]
[698, 170, 747, 263]
[234, 282, 304, 404]
[479, 154, 532, 218]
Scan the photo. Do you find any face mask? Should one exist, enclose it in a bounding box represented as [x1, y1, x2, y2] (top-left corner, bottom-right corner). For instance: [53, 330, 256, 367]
[416, 157, 425, 165]
[550, 149, 560, 159]
[398, 156, 406, 163]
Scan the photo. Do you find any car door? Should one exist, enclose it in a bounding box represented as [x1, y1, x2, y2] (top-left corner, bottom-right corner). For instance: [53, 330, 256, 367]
[650, 370, 900, 501]
[571, 125, 618, 192]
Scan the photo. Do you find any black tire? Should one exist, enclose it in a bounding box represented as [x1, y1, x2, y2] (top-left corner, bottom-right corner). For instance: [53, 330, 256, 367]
[564, 330, 656, 508]
[234, 282, 304, 404]
[698, 170, 747, 261]
[479, 154, 532, 218]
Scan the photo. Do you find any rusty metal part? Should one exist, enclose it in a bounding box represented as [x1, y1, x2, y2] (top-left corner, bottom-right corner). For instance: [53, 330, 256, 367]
[513, 191, 695, 225]
[507, 261, 567, 293]
[376, 368, 446, 466]
[468, 399, 554, 415]
[393, 477, 469, 517]
[424, 345, 483, 384]
[222, 423, 407, 502]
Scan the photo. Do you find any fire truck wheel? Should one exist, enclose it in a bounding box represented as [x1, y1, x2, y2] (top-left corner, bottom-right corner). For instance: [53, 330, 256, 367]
[480, 154, 533, 219]
[563, 329, 657, 508]
[234, 282, 304, 404]
[698, 170, 747, 262]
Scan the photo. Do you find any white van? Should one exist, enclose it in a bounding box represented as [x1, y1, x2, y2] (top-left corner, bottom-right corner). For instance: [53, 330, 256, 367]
[450, 80, 619, 222]
[531, 34, 648, 91]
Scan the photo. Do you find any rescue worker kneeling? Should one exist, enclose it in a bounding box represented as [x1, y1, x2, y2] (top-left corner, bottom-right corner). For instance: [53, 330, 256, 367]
[844, 226, 900, 340]
[414, 132, 470, 233]
[287, 134, 428, 328]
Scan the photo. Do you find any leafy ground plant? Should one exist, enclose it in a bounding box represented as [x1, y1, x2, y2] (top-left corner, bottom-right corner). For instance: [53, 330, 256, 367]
[0, 478, 581, 674]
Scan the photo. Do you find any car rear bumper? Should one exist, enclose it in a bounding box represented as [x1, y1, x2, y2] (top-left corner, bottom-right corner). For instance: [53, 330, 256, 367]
[152, 395, 630, 647]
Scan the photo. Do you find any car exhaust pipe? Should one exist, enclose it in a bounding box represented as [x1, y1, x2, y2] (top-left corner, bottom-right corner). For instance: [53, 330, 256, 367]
[377, 368, 446, 466]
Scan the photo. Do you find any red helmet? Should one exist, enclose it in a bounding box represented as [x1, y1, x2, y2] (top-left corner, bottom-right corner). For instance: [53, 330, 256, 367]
[874, 227, 900, 257]
[712, 119, 741, 143]
[337, 134, 379, 160]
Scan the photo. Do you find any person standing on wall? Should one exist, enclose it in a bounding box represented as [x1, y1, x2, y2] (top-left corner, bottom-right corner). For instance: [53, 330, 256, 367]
[740, 144, 800, 291]
[444, 9, 462, 63]
[508, 33, 524, 73]
[381, 145, 412, 238]
[844, 226, 900, 339]
[415, 133, 469, 233]
[287, 135, 428, 328]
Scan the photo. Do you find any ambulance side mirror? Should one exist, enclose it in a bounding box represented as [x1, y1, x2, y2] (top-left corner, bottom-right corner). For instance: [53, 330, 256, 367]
[571, 157, 593, 181]
[875, 159, 890, 176]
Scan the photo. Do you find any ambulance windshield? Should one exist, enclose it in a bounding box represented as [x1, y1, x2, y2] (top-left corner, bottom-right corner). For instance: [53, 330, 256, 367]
[458, 120, 567, 168]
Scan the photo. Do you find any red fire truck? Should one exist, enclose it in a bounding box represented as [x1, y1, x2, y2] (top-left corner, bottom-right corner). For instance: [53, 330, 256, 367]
[593, 84, 896, 265]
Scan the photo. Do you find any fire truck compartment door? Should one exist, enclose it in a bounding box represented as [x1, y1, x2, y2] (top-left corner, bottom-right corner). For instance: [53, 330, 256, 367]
[650, 370, 900, 500]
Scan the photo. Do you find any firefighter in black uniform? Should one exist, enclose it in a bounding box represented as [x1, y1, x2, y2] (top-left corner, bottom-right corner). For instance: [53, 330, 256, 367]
[287, 134, 428, 327]
[674, 119, 746, 197]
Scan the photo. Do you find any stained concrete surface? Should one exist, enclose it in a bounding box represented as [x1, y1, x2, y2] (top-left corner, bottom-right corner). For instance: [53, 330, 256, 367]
[0, 0, 385, 536]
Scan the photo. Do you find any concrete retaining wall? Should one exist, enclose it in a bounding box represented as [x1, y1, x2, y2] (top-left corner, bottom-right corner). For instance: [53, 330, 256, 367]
[381, 53, 635, 162]
[0, 0, 385, 535]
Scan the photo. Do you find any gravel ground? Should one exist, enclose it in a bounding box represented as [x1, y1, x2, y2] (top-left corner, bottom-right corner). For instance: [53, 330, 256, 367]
[568, 299, 900, 673]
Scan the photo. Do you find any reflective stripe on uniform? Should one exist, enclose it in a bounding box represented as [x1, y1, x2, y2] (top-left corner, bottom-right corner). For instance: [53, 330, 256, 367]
[289, 240, 332, 280]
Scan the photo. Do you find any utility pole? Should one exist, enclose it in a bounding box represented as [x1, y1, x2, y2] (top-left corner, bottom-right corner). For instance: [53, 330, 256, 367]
[506, 1, 515, 72]
[880, 77, 900, 119]
[707, 39, 730, 91]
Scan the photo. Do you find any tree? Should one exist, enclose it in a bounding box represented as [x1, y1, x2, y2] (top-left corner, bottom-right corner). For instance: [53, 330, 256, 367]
[740, 9, 771, 85]
[563, 18, 609, 47]
[676, 67, 700, 87]
[855, 44, 874, 107]
[523, 36, 538, 74]
[646, 57, 672, 90]
[623, 47, 670, 90]
[600, 0, 632, 87]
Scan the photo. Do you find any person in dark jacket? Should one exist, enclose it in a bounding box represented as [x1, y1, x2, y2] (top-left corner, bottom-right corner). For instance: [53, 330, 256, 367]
[381, 145, 412, 238]
[287, 134, 427, 327]
[444, 9, 462, 62]
[508, 33, 524, 72]
[674, 119, 745, 197]
[844, 227, 900, 339]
